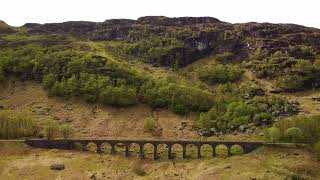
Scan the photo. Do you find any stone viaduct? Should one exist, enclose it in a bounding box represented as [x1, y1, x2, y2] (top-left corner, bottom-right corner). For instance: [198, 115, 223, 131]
[25, 139, 263, 160]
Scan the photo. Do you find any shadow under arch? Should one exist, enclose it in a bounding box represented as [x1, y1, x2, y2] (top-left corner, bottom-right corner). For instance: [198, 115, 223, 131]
[129, 143, 141, 158]
[157, 143, 169, 160]
[185, 144, 198, 159]
[200, 144, 213, 159]
[230, 144, 244, 156]
[114, 142, 126, 155]
[100, 142, 112, 154]
[72, 142, 83, 151]
[86, 142, 97, 153]
[215, 144, 228, 158]
[143, 143, 155, 160]
[171, 143, 184, 159]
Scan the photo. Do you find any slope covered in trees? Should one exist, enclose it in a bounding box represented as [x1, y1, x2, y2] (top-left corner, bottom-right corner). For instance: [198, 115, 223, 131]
[0, 16, 319, 140]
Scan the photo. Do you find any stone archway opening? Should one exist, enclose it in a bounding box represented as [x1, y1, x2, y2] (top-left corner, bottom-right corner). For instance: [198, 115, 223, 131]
[86, 142, 97, 153]
[100, 142, 111, 154]
[115, 143, 126, 155]
[201, 144, 213, 159]
[172, 144, 184, 159]
[186, 144, 198, 159]
[215, 144, 228, 158]
[143, 143, 154, 160]
[230, 144, 244, 156]
[157, 144, 169, 159]
[129, 143, 141, 158]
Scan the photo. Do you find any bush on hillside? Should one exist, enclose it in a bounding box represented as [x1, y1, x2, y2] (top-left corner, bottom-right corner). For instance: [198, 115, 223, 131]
[0, 110, 38, 139]
[139, 80, 215, 112]
[144, 117, 156, 132]
[198, 64, 243, 84]
[60, 124, 74, 139]
[285, 127, 303, 143]
[99, 86, 138, 107]
[43, 120, 60, 140]
[198, 83, 296, 132]
[272, 115, 320, 143]
[0, 45, 216, 114]
[264, 127, 281, 143]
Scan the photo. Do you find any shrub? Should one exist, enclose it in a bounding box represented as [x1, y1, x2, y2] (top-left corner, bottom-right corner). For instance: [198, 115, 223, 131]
[253, 113, 273, 125]
[60, 124, 74, 139]
[99, 86, 138, 107]
[43, 120, 60, 140]
[274, 115, 320, 143]
[0, 110, 38, 139]
[42, 73, 57, 89]
[172, 104, 190, 115]
[285, 127, 303, 143]
[144, 117, 156, 132]
[215, 52, 235, 63]
[198, 64, 243, 84]
[265, 127, 281, 143]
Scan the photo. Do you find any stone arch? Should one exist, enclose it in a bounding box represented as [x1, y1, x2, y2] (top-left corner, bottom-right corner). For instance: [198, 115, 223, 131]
[86, 142, 98, 153]
[230, 144, 244, 156]
[115, 143, 126, 155]
[200, 144, 213, 159]
[186, 144, 198, 159]
[215, 144, 228, 158]
[157, 143, 169, 159]
[100, 142, 112, 154]
[171, 144, 184, 159]
[129, 143, 141, 158]
[143, 143, 155, 160]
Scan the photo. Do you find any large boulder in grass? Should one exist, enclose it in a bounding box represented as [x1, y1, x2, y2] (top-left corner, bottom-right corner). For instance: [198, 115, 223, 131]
[49, 164, 65, 171]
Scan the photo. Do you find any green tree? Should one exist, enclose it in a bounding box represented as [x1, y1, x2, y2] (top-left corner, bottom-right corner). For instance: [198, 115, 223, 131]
[60, 124, 74, 139]
[265, 127, 281, 143]
[144, 117, 156, 132]
[285, 127, 303, 143]
[43, 120, 60, 140]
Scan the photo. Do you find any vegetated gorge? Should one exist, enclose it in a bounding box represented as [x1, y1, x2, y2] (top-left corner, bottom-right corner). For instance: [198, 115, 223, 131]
[0, 16, 319, 179]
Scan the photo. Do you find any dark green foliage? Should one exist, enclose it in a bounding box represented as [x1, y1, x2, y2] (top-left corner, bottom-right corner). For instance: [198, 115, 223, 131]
[172, 104, 190, 115]
[198, 64, 244, 84]
[276, 59, 320, 91]
[215, 52, 236, 63]
[264, 127, 281, 143]
[198, 83, 296, 132]
[60, 124, 74, 139]
[99, 86, 138, 107]
[143, 117, 156, 132]
[272, 115, 320, 144]
[139, 80, 214, 112]
[290, 174, 303, 180]
[250, 50, 320, 91]
[43, 119, 60, 140]
[0, 44, 215, 112]
[123, 35, 186, 67]
[0, 110, 38, 139]
[285, 127, 303, 143]
[288, 45, 316, 60]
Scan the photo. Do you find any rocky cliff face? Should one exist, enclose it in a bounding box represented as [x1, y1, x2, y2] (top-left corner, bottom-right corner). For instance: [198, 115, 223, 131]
[18, 16, 320, 67]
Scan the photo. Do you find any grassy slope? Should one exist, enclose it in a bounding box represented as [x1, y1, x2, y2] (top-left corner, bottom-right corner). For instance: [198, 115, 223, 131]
[0, 142, 319, 180]
[0, 79, 264, 141]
